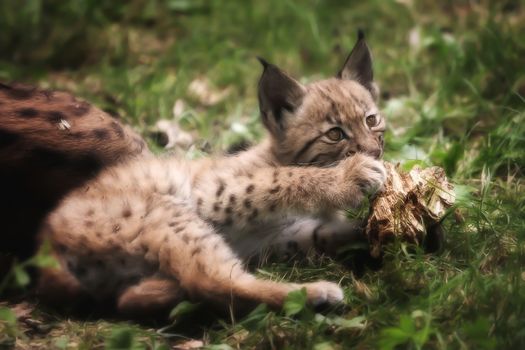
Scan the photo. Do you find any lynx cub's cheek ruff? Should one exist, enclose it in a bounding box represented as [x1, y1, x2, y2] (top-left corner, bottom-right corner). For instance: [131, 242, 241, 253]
[34, 32, 386, 315]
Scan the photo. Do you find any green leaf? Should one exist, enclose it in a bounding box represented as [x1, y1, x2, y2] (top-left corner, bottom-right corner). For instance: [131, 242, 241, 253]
[13, 265, 30, 287]
[313, 342, 335, 350]
[168, 301, 200, 320]
[0, 307, 16, 326]
[398, 314, 415, 333]
[283, 288, 307, 317]
[32, 253, 59, 269]
[105, 327, 145, 350]
[378, 327, 411, 350]
[28, 240, 60, 268]
[400, 159, 430, 171]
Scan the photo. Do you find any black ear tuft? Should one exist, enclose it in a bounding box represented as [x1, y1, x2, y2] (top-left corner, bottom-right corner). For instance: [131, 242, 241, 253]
[257, 56, 270, 68]
[257, 58, 305, 138]
[357, 29, 365, 40]
[337, 30, 376, 97]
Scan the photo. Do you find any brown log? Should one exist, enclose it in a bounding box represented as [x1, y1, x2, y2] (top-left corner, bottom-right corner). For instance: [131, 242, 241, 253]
[366, 163, 455, 257]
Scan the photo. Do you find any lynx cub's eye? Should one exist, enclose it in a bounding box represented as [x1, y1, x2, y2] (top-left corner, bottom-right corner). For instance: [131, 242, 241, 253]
[326, 127, 345, 141]
[366, 114, 379, 128]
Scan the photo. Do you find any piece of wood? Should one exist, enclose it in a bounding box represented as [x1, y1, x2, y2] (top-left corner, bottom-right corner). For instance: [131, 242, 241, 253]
[366, 163, 455, 257]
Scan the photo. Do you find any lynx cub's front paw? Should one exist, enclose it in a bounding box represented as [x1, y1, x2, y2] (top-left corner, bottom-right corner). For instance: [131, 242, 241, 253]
[340, 154, 387, 204]
[302, 281, 345, 306]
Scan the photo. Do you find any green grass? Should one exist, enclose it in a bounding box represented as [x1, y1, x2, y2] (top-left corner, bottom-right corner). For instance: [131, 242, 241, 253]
[1, 0, 525, 348]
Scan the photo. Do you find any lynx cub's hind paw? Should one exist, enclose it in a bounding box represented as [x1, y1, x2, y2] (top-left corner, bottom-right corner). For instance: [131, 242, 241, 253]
[304, 281, 344, 306]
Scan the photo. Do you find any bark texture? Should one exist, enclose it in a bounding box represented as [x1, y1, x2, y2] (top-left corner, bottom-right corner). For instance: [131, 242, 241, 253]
[366, 163, 455, 257]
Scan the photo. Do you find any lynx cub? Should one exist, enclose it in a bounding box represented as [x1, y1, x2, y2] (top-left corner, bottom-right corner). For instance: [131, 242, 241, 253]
[39, 33, 386, 315]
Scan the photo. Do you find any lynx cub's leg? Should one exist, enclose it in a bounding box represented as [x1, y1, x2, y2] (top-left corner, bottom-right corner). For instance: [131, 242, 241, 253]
[198, 153, 386, 228]
[36, 264, 87, 306]
[147, 205, 344, 309]
[117, 277, 184, 316]
[47, 193, 343, 313]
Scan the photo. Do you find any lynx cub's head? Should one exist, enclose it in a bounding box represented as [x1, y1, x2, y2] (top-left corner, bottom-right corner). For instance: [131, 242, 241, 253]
[258, 32, 385, 166]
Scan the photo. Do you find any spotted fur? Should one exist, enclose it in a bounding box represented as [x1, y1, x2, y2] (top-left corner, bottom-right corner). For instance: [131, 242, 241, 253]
[33, 34, 385, 314]
[0, 82, 149, 266]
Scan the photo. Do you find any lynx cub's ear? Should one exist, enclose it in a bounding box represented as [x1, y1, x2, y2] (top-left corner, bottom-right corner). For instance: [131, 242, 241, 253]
[257, 57, 306, 138]
[337, 30, 379, 100]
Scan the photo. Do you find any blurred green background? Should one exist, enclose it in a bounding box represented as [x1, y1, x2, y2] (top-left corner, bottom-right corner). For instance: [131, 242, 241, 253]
[0, 0, 524, 349]
[1, 0, 523, 161]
